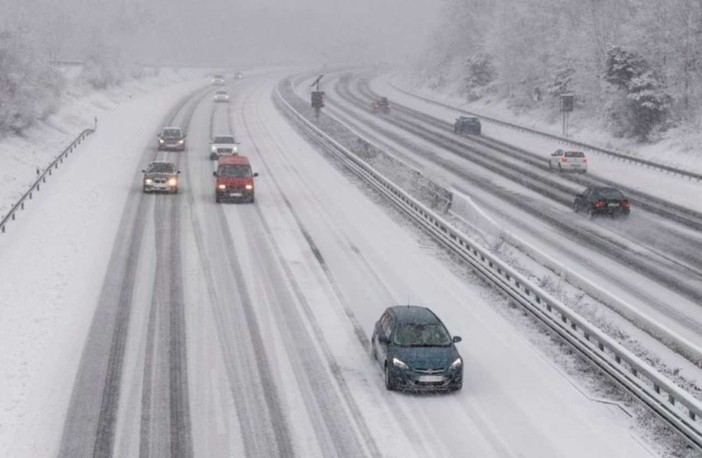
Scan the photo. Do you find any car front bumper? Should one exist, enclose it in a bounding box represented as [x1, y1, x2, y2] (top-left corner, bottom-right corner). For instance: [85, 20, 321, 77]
[388, 366, 462, 392]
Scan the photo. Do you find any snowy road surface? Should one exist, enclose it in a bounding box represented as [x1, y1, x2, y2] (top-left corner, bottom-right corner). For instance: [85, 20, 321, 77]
[0, 71, 656, 456]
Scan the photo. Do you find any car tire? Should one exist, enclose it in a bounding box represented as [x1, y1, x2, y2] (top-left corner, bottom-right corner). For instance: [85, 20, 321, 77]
[370, 338, 377, 360]
[558, 164, 563, 173]
[452, 382, 463, 392]
[173, 187, 179, 194]
[143, 186, 148, 194]
[384, 364, 395, 391]
[548, 161, 553, 170]
[249, 195, 255, 204]
[215, 195, 221, 204]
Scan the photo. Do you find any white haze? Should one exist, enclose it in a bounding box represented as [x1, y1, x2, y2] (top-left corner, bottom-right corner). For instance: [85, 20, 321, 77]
[0, 0, 439, 66]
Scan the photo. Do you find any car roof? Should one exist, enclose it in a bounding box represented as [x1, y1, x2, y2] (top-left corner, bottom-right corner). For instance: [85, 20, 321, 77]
[213, 134, 235, 140]
[458, 115, 478, 120]
[218, 155, 250, 165]
[388, 305, 441, 325]
[162, 126, 182, 131]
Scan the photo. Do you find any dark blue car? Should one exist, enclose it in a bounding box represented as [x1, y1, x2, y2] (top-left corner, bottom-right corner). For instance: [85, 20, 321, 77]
[371, 306, 463, 392]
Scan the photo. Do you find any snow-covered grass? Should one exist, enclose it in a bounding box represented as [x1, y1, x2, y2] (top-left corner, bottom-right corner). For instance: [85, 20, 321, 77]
[0, 69, 201, 219]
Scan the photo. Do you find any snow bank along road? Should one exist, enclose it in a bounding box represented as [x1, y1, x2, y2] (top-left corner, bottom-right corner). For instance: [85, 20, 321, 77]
[0, 71, 657, 457]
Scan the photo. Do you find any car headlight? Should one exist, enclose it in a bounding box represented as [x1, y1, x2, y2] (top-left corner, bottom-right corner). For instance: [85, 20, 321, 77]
[218, 184, 226, 190]
[177, 140, 184, 145]
[392, 358, 409, 369]
[449, 358, 462, 370]
[168, 178, 177, 186]
[158, 139, 165, 144]
[211, 146, 217, 152]
[144, 178, 153, 185]
[232, 145, 238, 152]
[245, 184, 253, 190]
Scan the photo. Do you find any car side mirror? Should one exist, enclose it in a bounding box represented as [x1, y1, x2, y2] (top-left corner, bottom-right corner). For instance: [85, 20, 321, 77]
[453, 336, 462, 343]
[141, 169, 146, 173]
[183, 134, 187, 138]
[212, 171, 217, 177]
[378, 335, 390, 344]
[253, 172, 259, 177]
[177, 171, 181, 175]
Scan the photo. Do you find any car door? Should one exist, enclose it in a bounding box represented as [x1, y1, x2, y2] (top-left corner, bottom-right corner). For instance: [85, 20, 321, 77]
[575, 188, 592, 212]
[375, 312, 393, 366]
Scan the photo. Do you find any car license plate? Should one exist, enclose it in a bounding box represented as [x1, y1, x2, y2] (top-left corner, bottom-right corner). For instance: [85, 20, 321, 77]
[229, 192, 242, 197]
[608, 203, 620, 207]
[418, 375, 444, 383]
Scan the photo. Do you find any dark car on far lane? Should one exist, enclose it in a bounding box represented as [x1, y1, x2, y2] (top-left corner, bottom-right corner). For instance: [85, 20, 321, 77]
[573, 186, 630, 217]
[454, 115, 481, 135]
[157, 127, 186, 151]
[371, 305, 463, 392]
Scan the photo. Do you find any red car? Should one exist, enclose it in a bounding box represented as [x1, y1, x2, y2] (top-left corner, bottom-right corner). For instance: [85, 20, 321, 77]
[213, 155, 258, 203]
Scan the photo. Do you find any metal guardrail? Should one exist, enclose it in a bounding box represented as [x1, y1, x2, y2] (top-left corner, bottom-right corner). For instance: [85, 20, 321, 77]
[0, 128, 95, 234]
[388, 82, 702, 182]
[274, 85, 702, 450]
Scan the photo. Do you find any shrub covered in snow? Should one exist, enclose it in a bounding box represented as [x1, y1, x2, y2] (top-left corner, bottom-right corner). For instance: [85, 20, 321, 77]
[0, 32, 63, 135]
[604, 46, 670, 141]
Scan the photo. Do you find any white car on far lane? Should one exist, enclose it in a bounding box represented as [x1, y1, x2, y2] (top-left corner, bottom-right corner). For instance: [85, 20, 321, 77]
[209, 134, 239, 160]
[548, 149, 588, 173]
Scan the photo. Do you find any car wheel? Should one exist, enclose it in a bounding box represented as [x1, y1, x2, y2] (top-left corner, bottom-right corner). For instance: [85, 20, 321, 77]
[173, 187, 179, 194]
[143, 186, 148, 194]
[370, 338, 377, 360]
[558, 163, 563, 173]
[384, 364, 395, 391]
[215, 195, 221, 204]
[548, 161, 553, 170]
[249, 195, 255, 204]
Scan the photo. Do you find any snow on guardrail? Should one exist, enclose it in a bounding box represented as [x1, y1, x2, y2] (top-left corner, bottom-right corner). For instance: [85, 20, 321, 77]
[274, 82, 702, 450]
[0, 128, 95, 234]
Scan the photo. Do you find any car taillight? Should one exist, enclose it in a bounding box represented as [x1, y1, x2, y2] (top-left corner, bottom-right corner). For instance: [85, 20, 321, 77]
[593, 200, 606, 209]
[621, 200, 630, 208]
[561, 157, 568, 162]
[582, 157, 587, 162]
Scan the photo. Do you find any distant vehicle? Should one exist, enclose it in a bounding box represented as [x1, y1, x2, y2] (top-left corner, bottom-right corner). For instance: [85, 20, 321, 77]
[371, 97, 391, 114]
[157, 127, 186, 151]
[212, 74, 225, 85]
[371, 305, 463, 392]
[549, 149, 588, 173]
[213, 90, 229, 103]
[573, 186, 630, 217]
[213, 155, 258, 203]
[142, 161, 180, 193]
[209, 134, 239, 160]
[233, 72, 243, 80]
[454, 115, 481, 135]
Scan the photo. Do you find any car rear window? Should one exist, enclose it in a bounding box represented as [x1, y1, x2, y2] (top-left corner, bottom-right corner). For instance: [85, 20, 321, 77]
[597, 188, 626, 199]
[565, 151, 585, 157]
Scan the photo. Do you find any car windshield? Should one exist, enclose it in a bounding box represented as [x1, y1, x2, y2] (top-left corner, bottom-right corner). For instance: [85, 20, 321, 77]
[213, 136, 235, 144]
[393, 323, 452, 347]
[565, 151, 585, 157]
[148, 163, 175, 173]
[216, 91, 227, 95]
[219, 164, 252, 177]
[596, 188, 625, 200]
[162, 129, 181, 137]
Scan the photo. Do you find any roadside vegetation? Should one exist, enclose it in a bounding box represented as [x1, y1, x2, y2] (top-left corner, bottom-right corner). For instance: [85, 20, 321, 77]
[420, 0, 700, 142]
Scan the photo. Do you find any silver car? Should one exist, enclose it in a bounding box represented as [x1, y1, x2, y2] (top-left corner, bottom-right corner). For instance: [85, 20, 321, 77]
[142, 161, 180, 193]
[209, 134, 239, 160]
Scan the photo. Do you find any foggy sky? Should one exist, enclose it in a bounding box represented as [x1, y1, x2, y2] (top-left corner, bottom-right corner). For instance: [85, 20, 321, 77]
[0, 0, 440, 67]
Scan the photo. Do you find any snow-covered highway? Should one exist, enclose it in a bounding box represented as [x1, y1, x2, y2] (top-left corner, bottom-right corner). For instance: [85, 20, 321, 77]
[0, 71, 674, 457]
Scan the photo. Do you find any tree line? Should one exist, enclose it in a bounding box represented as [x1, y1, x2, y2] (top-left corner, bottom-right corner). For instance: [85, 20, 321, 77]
[421, 0, 702, 141]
